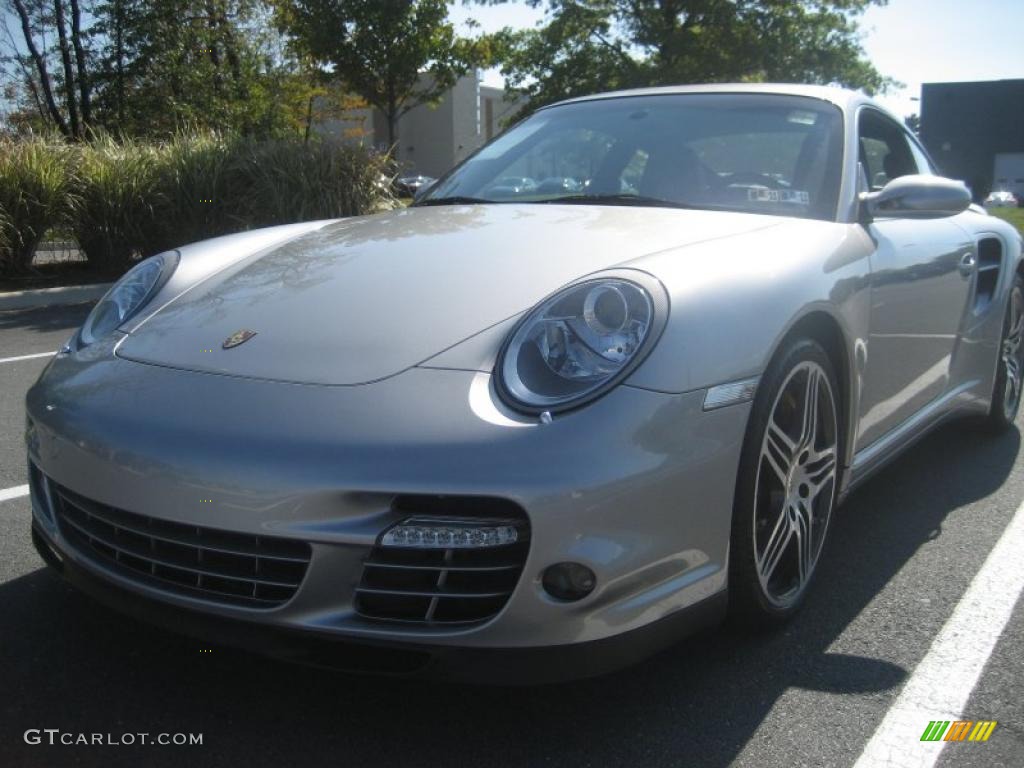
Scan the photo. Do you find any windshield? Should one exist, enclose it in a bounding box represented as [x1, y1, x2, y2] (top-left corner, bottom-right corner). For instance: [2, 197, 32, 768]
[419, 93, 844, 221]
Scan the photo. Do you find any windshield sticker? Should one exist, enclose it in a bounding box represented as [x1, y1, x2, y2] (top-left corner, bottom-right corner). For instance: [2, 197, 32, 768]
[787, 110, 819, 126]
[747, 188, 811, 205]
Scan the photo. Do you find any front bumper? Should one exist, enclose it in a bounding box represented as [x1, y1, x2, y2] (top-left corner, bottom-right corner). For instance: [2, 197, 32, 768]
[26, 350, 749, 677]
[32, 522, 726, 683]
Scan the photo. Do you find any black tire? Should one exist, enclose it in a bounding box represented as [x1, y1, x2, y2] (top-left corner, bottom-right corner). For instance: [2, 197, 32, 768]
[728, 338, 843, 626]
[986, 274, 1024, 432]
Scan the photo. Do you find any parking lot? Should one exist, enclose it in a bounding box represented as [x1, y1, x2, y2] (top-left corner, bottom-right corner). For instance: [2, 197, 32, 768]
[1, 301, 1022, 768]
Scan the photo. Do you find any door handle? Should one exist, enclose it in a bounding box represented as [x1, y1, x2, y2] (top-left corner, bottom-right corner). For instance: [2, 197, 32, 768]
[958, 251, 977, 277]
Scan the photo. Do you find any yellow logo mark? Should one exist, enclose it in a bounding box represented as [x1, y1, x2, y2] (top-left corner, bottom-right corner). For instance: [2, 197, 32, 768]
[968, 721, 998, 742]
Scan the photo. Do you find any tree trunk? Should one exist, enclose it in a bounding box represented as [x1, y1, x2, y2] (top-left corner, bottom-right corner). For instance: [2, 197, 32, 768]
[386, 86, 399, 160]
[212, 1, 245, 96]
[53, 0, 81, 139]
[387, 109, 398, 159]
[114, 0, 126, 126]
[24, 73, 47, 123]
[69, 0, 92, 127]
[304, 95, 315, 143]
[11, 0, 71, 137]
[204, 1, 224, 94]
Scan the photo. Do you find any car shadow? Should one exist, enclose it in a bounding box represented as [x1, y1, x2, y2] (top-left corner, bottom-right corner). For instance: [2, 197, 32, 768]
[0, 421, 1018, 768]
[0, 303, 94, 335]
[0, 302, 94, 336]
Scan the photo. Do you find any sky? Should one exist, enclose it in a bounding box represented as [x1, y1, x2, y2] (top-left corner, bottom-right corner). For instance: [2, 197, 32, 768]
[449, 0, 1024, 119]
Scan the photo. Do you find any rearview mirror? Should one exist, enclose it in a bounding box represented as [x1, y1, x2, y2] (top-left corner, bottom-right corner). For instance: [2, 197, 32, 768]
[860, 174, 971, 220]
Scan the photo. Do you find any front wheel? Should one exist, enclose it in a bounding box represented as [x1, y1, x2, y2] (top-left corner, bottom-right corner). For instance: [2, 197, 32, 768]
[986, 275, 1024, 432]
[729, 339, 842, 625]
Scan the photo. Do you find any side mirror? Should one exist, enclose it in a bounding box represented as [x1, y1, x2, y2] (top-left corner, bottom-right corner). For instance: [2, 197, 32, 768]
[860, 174, 971, 220]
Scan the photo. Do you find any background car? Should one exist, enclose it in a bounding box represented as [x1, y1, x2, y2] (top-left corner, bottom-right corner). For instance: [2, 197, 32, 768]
[482, 175, 538, 198]
[393, 175, 436, 198]
[535, 176, 585, 195]
[985, 189, 1019, 208]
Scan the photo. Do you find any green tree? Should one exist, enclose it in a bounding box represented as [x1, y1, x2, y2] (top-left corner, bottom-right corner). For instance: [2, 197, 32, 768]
[88, 0, 287, 136]
[3, 0, 94, 138]
[486, 0, 894, 115]
[276, 0, 489, 154]
[0, 0, 313, 138]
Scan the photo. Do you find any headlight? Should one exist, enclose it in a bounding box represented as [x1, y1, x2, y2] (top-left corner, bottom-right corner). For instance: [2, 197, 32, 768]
[78, 252, 178, 347]
[497, 273, 668, 413]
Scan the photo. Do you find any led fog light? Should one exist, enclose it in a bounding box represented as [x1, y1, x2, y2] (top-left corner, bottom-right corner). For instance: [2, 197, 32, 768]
[542, 562, 596, 601]
[380, 519, 519, 549]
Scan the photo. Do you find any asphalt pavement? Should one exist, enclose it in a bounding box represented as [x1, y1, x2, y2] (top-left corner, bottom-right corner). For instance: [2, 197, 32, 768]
[0, 302, 1021, 768]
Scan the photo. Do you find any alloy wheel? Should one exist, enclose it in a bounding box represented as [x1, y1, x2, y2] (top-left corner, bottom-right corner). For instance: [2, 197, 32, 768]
[753, 361, 838, 608]
[1001, 285, 1024, 421]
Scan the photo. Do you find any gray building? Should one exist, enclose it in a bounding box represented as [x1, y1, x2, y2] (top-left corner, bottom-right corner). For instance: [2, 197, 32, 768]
[317, 72, 523, 179]
[919, 79, 1024, 201]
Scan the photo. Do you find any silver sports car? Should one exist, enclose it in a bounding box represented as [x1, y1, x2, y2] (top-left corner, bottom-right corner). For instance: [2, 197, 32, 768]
[26, 84, 1023, 682]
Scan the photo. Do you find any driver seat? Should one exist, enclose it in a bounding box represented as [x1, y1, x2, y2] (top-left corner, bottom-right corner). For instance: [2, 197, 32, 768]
[639, 144, 706, 203]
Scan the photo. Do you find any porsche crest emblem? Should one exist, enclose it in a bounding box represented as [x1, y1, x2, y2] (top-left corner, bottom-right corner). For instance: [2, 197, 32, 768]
[222, 329, 257, 349]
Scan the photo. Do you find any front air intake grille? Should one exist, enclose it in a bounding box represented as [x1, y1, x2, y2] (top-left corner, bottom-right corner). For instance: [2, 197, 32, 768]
[50, 481, 310, 609]
[355, 496, 530, 625]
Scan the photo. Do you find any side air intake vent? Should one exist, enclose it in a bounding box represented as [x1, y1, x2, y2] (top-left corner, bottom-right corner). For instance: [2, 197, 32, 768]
[974, 238, 1003, 311]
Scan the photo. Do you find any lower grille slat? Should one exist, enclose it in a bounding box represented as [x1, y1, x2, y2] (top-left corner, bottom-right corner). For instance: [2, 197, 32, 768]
[55, 491, 309, 563]
[61, 512, 303, 588]
[49, 480, 310, 609]
[362, 561, 521, 573]
[355, 586, 513, 599]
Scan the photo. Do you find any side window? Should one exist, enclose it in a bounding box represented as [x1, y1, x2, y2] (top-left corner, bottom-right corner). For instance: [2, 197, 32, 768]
[858, 111, 920, 190]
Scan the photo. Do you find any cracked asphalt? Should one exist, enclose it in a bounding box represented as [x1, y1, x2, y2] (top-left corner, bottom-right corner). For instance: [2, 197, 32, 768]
[0, 302, 1021, 768]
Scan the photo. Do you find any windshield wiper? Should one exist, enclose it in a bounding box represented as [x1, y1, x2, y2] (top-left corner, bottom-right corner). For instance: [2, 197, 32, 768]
[413, 195, 499, 207]
[535, 193, 700, 210]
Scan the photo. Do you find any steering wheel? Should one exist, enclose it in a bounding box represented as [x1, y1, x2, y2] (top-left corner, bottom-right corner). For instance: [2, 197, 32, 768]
[724, 172, 787, 190]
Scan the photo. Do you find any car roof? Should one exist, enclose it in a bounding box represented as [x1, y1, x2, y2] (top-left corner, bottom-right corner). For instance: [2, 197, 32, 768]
[545, 83, 892, 119]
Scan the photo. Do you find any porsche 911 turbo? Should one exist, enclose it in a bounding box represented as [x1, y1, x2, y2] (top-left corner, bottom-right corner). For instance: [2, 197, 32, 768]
[26, 84, 1024, 682]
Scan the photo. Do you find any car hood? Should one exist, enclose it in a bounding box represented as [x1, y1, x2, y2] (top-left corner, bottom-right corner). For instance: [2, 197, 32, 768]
[117, 204, 778, 385]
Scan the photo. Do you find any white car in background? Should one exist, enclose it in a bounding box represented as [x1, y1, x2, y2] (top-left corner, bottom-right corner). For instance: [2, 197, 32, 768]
[985, 190, 1019, 208]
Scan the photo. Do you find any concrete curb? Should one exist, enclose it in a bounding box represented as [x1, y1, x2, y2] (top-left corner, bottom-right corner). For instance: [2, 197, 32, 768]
[0, 283, 112, 312]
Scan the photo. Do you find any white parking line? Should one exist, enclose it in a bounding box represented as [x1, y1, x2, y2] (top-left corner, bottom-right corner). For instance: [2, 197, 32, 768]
[0, 484, 29, 503]
[0, 351, 55, 364]
[854, 498, 1024, 767]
